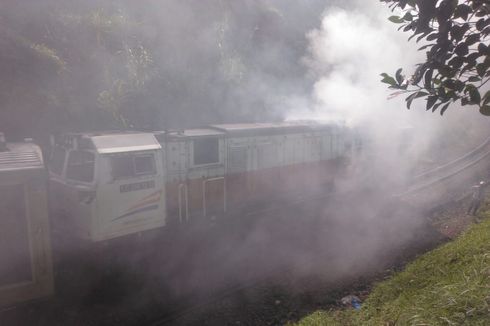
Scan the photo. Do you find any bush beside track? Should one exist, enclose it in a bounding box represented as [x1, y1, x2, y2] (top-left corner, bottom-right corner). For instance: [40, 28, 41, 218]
[291, 202, 490, 326]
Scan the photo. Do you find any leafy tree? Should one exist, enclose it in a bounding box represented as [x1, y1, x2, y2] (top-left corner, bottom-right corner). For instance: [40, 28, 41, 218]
[0, 1, 155, 138]
[380, 0, 490, 115]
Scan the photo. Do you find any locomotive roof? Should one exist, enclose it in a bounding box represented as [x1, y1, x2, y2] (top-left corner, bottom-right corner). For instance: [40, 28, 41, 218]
[0, 142, 44, 172]
[58, 132, 161, 153]
[160, 128, 224, 139]
[90, 133, 161, 154]
[153, 121, 339, 140]
[210, 121, 336, 136]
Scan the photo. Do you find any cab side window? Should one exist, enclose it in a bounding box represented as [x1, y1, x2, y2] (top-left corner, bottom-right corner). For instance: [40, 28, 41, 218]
[66, 151, 95, 183]
[111, 153, 156, 179]
[134, 155, 155, 175]
[193, 138, 219, 165]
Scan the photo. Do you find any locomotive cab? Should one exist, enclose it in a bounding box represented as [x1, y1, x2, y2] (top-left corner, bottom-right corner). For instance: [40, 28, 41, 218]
[49, 132, 166, 242]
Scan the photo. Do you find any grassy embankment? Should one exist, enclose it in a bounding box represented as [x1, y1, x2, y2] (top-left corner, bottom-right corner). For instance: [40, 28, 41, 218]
[292, 210, 490, 325]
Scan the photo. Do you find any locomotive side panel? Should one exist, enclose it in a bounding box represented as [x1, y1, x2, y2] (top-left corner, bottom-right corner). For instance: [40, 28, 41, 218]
[220, 124, 347, 214]
[225, 138, 251, 209]
[163, 130, 226, 223]
[164, 139, 188, 225]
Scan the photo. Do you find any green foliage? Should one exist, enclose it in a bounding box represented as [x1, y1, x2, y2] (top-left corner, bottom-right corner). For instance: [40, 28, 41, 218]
[97, 44, 154, 129]
[287, 311, 353, 326]
[0, 3, 157, 135]
[380, 0, 490, 115]
[294, 214, 490, 325]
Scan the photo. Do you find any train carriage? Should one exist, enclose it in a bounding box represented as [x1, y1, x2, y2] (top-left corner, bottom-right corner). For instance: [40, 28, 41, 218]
[0, 135, 53, 306]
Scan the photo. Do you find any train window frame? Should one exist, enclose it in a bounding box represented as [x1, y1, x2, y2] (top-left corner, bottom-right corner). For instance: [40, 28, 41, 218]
[110, 152, 157, 179]
[192, 137, 221, 166]
[66, 150, 96, 183]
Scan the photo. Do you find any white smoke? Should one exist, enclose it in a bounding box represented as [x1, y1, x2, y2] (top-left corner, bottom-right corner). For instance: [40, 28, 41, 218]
[290, 3, 423, 124]
[287, 1, 489, 184]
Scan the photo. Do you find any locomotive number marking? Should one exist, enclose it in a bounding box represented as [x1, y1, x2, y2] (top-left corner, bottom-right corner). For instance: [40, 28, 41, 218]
[120, 180, 155, 193]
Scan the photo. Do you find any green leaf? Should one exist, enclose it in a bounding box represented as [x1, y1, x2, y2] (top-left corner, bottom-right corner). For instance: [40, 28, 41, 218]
[468, 76, 482, 82]
[465, 33, 481, 47]
[403, 23, 415, 32]
[476, 18, 489, 31]
[424, 69, 433, 89]
[483, 90, 490, 105]
[450, 25, 468, 42]
[479, 105, 490, 116]
[455, 43, 469, 56]
[380, 73, 397, 86]
[476, 63, 487, 77]
[402, 12, 413, 21]
[427, 33, 439, 41]
[440, 102, 451, 115]
[454, 4, 472, 20]
[448, 56, 464, 70]
[469, 87, 481, 104]
[405, 91, 428, 109]
[388, 15, 404, 24]
[466, 52, 481, 63]
[395, 68, 403, 84]
[418, 44, 433, 51]
[426, 95, 438, 111]
[478, 43, 490, 55]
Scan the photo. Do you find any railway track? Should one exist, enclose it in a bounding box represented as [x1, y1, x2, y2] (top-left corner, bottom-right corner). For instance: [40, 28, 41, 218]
[146, 137, 490, 326]
[401, 136, 490, 196]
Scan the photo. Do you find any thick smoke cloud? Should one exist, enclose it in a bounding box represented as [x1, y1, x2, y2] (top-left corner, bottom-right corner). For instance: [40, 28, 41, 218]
[269, 0, 490, 284]
[290, 0, 489, 185]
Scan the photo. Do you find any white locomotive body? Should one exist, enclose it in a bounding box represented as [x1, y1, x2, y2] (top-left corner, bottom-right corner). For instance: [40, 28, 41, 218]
[49, 122, 353, 242]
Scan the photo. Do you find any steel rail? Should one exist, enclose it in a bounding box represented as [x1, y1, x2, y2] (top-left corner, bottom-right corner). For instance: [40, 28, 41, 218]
[411, 137, 490, 181]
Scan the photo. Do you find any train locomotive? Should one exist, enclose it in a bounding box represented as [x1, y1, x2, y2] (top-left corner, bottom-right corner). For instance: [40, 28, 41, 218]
[48, 121, 354, 242]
